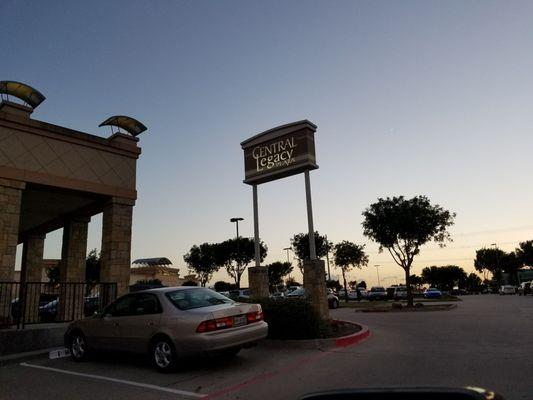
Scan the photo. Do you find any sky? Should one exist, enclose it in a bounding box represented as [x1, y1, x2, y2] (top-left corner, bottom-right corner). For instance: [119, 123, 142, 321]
[3, 0, 533, 287]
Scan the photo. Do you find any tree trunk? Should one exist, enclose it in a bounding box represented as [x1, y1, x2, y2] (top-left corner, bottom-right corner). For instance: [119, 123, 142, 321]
[405, 267, 413, 307]
[342, 270, 349, 302]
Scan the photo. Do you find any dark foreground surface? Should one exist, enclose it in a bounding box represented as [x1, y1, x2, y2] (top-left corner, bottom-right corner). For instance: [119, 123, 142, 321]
[1, 295, 532, 400]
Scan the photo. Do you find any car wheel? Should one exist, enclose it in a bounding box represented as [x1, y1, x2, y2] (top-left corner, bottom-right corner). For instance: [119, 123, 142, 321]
[152, 337, 177, 372]
[69, 331, 89, 362]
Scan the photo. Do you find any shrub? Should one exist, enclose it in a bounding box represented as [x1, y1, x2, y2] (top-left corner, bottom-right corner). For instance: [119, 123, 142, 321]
[258, 298, 329, 340]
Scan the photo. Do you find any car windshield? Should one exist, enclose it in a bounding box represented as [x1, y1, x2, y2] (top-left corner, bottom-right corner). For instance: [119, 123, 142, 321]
[165, 288, 233, 310]
[289, 288, 305, 296]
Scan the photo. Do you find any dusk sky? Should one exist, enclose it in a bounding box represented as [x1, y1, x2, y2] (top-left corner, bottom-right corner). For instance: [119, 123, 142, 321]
[3, 0, 533, 286]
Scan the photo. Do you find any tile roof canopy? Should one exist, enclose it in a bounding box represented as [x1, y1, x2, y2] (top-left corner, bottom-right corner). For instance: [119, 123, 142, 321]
[132, 257, 173, 266]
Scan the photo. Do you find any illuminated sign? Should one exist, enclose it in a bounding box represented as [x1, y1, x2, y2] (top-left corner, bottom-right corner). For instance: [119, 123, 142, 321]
[241, 120, 318, 185]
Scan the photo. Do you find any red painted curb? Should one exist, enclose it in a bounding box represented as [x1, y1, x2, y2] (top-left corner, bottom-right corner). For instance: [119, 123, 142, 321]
[334, 323, 371, 348]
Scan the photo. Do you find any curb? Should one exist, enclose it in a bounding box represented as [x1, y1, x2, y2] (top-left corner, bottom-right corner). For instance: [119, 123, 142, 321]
[259, 321, 370, 350]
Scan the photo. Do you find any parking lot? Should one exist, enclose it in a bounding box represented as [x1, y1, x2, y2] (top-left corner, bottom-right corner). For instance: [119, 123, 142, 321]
[2, 295, 533, 400]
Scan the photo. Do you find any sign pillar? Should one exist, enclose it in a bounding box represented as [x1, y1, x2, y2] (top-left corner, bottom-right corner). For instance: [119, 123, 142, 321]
[253, 184, 260, 266]
[304, 170, 316, 260]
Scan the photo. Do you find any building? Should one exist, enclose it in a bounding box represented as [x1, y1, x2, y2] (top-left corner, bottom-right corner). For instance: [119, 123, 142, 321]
[0, 81, 146, 323]
[130, 257, 198, 287]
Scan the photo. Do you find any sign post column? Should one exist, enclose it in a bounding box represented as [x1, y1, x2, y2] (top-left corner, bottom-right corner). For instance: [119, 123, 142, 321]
[253, 184, 260, 266]
[304, 170, 316, 260]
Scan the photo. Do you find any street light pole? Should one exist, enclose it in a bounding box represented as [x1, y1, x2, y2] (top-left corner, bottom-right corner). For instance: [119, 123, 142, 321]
[283, 247, 291, 264]
[230, 217, 244, 287]
[374, 264, 381, 286]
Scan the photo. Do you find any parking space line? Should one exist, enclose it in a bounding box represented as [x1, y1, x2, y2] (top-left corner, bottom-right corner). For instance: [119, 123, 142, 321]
[20, 363, 205, 398]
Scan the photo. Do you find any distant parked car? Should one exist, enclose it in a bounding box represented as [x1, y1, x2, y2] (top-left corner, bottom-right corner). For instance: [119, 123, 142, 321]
[356, 288, 368, 299]
[517, 282, 531, 296]
[367, 286, 388, 301]
[286, 288, 339, 309]
[423, 287, 442, 299]
[229, 289, 250, 299]
[393, 286, 408, 300]
[450, 288, 469, 296]
[65, 287, 268, 372]
[499, 285, 516, 295]
[270, 292, 285, 300]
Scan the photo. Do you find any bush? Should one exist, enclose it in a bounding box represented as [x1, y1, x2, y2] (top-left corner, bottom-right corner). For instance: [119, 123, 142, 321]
[258, 298, 329, 340]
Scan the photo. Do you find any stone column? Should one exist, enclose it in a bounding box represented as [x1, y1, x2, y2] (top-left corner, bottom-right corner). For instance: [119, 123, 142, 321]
[0, 178, 24, 281]
[20, 233, 45, 323]
[0, 178, 24, 323]
[248, 266, 269, 299]
[303, 259, 329, 319]
[100, 198, 133, 299]
[59, 217, 89, 321]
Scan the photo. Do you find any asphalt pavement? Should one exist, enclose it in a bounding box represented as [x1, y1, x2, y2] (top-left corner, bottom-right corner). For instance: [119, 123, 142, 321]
[1, 295, 532, 400]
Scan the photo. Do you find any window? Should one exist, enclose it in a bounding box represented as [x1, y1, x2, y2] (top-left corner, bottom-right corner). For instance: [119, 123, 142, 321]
[105, 294, 161, 317]
[166, 288, 233, 311]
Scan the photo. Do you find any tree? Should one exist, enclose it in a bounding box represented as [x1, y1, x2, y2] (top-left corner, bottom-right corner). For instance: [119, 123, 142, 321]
[463, 273, 482, 293]
[183, 243, 219, 287]
[291, 232, 333, 272]
[47, 266, 60, 283]
[333, 241, 369, 301]
[421, 265, 467, 291]
[85, 248, 100, 282]
[474, 247, 507, 284]
[214, 237, 267, 288]
[500, 251, 522, 285]
[409, 275, 424, 290]
[213, 281, 237, 292]
[362, 195, 455, 307]
[285, 277, 301, 287]
[266, 261, 293, 292]
[516, 240, 533, 267]
[348, 280, 358, 288]
[357, 280, 367, 289]
[326, 279, 342, 291]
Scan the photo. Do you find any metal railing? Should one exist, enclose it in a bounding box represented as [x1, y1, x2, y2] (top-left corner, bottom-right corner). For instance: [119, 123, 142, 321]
[0, 282, 117, 329]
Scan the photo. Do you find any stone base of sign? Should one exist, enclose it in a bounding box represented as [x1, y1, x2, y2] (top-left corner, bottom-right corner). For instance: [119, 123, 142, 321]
[303, 259, 329, 320]
[248, 266, 269, 299]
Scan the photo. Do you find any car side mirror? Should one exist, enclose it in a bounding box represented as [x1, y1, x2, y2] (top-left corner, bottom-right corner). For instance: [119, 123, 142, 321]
[300, 387, 504, 400]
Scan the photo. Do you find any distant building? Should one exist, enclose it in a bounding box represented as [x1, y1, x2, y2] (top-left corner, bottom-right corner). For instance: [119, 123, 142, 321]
[130, 257, 197, 286]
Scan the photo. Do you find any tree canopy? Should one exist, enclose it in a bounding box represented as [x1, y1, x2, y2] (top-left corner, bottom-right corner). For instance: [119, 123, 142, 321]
[362, 195, 455, 306]
[214, 237, 267, 288]
[213, 281, 237, 292]
[421, 265, 467, 291]
[291, 232, 333, 269]
[516, 240, 533, 267]
[474, 247, 522, 284]
[183, 243, 219, 287]
[85, 248, 100, 282]
[266, 261, 293, 292]
[333, 241, 369, 301]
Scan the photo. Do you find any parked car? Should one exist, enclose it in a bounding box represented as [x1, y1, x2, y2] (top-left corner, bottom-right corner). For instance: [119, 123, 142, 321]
[270, 292, 285, 300]
[65, 287, 268, 372]
[517, 282, 531, 296]
[451, 288, 470, 296]
[423, 287, 442, 299]
[393, 286, 408, 300]
[499, 285, 516, 295]
[287, 287, 340, 309]
[367, 286, 388, 301]
[229, 288, 250, 299]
